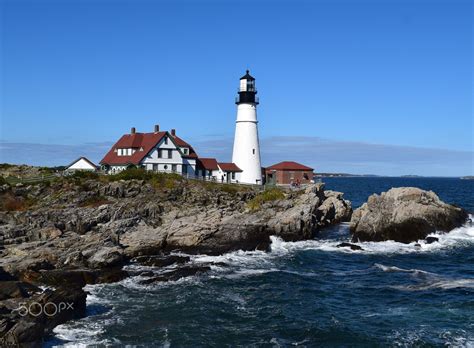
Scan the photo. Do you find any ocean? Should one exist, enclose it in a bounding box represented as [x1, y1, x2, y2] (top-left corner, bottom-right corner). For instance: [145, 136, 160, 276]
[46, 177, 474, 347]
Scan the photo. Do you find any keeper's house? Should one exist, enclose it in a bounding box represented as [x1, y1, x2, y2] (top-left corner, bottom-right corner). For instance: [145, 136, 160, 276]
[100, 125, 243, 183]
[264, 161, 314, 185]
[100, 125, 198, 175]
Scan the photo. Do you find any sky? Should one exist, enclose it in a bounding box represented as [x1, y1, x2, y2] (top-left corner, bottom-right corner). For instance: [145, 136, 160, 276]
[0, 0, 472, 176]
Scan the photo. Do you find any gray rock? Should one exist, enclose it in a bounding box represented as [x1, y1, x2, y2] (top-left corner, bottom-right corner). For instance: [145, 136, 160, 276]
[139, 266, 211, 284]
[350, 187, 468, 243]
[425, 236, 439, 244]
[86, 246, 124, 268]
[336, 242, 363, 251]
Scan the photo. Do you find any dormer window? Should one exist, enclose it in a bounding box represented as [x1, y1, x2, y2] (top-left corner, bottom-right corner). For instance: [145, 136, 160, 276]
[117, 148, 134, 156]
[182, 148, 188, 155]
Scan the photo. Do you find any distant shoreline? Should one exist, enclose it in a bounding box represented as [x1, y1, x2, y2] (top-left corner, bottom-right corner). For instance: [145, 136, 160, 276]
[315, 174, 471, 179]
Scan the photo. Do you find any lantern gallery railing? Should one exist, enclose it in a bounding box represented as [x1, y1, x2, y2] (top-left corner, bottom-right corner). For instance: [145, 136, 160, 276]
[234, 96, 260, 104]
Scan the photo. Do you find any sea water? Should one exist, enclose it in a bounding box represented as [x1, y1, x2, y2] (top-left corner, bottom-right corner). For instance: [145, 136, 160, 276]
[45, 177, 474, 347]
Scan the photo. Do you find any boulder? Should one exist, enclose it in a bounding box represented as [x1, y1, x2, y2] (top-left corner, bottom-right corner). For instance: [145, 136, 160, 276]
[139, 265, 211, 284]
[0, 286, 86, 346]
[336, 242, 363, 251]
[86, 246, 124, 268]
[350, 187, 468, 243]
[0, 281, 40, 301]
[133, 254, 190, 267]
[425, 236, 439, 244]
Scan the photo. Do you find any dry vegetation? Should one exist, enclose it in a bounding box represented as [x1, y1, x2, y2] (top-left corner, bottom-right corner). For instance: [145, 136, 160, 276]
[247, 187, 285, 211]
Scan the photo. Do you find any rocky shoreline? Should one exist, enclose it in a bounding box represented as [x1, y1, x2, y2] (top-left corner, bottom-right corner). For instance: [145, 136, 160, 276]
[0, 169, 469, 346]
[0, 173, 352, 346]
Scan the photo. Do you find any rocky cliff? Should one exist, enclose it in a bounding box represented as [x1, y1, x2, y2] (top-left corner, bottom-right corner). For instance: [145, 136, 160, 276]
[0, 172, 351, 345]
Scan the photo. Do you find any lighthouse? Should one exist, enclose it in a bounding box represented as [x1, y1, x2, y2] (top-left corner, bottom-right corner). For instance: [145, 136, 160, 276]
[232, 70, 262, 185]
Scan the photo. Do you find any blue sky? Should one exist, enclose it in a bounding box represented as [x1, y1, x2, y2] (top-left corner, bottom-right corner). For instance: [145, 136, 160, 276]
[0, 0, 472, 176]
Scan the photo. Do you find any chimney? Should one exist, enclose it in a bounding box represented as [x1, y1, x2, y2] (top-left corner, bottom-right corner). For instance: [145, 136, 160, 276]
[131, 127, 136, 134]
[171, 129, 176, 136]
[154, 124, 160, 133]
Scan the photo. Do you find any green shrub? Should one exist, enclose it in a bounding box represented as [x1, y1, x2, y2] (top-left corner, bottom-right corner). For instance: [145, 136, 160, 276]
[106, 169, 183, 190]
[247, 187, 285, 211]
[0, 176, 7, 186]
[219, 184, 243, 195]
[107, 168, 152, 181]
[0, 163, 14, 170]
[70, 170, 100, 180]
[38, 167, 54, 174]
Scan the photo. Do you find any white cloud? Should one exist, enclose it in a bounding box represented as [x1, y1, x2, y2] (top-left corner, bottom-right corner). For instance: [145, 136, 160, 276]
[1, 136, 472, 176]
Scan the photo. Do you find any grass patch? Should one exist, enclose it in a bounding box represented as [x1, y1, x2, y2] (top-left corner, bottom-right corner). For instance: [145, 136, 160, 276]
[196, 180, 250, 194]
[105, 168, 184, 190]
[106, 168, 152, 181]
[150, 172, 183, 190]
[1, 194, 37, 211]
[247, 187, 285, 211]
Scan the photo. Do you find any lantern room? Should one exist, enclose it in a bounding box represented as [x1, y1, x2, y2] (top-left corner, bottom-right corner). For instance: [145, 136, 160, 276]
[236, 70, 259, 104]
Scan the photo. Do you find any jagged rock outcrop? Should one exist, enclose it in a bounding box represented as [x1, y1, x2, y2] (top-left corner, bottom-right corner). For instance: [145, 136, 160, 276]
[1, 178, 351, 274]
[0, 278, 86, 347]
[0, 174, 352, 345]
[350, 187, 468, 243]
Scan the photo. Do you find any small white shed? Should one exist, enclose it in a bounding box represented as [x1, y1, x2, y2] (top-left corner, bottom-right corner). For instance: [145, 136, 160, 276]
[66, 157, 98, 172]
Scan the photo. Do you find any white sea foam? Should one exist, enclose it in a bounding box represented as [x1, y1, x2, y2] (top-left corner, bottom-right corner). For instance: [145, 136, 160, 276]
[266, 218, 474, 256]
[391, 278, 474, 291]
[373, 263, 433, 275]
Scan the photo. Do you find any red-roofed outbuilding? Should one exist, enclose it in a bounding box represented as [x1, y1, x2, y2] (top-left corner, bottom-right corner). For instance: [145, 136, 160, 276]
[264, 161, 314, 185]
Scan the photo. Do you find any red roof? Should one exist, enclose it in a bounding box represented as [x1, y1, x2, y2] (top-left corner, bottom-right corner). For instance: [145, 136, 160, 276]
[197, 158, 219, 170]
[173, 135, 198, 158]
[100, 131, 199, 166]
[218, 162, 242, 172]
[266, 161, 313, 171]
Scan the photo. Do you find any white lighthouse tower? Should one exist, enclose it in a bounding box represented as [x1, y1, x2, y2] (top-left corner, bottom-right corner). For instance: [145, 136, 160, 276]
[232, 70, 262, 185]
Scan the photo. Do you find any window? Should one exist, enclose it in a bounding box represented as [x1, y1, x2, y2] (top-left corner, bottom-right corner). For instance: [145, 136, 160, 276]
[172, 164, 177, 172]
[182, 165, 188, 175]
[158, 149, 163, 158]
[164, 165, 168, 170]
[232, 172, 235, 180]
[153, 164, 158, 171]
[252, 149, 255, 155]
[164, 137, 168, 145]
[183, 148, 188, 155]
[168, 150, 172, 159]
